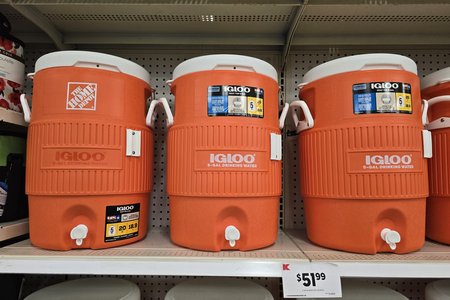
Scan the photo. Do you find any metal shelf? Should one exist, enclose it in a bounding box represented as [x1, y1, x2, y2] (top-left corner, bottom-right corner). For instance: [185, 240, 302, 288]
[0, 218, 29, 242]
[0, 108, 27, 128]
[0, 229, 307, 276]
[2, 228, 450, 278]
[286, 230, 450, 279]
[1, 1, 450, 48]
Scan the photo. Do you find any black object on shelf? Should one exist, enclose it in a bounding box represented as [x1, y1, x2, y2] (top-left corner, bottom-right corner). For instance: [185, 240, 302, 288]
[0, 153, 28, 223]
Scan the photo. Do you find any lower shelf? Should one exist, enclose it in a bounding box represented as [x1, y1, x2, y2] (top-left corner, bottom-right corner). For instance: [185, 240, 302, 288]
[286, 230, 450, 278]
[0, 218, 29, 242]
[1, 229, 450, 278]
[0, 229, 306, 277]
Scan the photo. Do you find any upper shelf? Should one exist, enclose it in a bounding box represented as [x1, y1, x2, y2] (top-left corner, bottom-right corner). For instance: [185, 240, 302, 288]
[1, 1, 450, 48]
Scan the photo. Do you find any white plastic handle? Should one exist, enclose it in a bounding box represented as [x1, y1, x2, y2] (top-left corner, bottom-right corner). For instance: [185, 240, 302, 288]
[166, 79, 174, 87]
[27, 72, 35, 79]
[20, 94, 31, 123]
[145, 99, 159, 128]
[423, 95, 450, 130]
[145, 97, 174, 129]
[290, 100, 314, 133]
[279, 103, 289, 130]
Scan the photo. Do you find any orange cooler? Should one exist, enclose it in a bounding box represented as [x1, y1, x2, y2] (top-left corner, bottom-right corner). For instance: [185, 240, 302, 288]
[291, 54, 429, 254]
[20, 51, 153, 250]
[421, 67, 450, 244]
[156, 54, 286, 251]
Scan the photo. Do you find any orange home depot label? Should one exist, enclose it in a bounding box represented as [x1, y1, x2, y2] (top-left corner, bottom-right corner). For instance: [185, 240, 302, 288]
[195, 150, 268, 171]
[41, 147, 122, 170]
[66, 82, 97, 110]
[347, 151, 423, 173]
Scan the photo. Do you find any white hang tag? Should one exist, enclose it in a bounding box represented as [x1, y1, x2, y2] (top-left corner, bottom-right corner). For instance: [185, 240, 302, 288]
[270, 133, 282, 161]
[422, 129, 432, 158]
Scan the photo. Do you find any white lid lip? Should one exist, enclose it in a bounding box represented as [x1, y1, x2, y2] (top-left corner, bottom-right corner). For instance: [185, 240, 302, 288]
[34, 50, 151, 84]
[171, 54, 278, 83]
[301, 53, 418, 86]
[421, 66, 450, 90]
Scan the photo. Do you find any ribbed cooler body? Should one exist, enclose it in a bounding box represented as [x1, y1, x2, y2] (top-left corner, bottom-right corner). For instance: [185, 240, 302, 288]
[167, 70, 281, 251]
[299, 70, 428, 254]
[27, 67, 152, 250]
[422, 83, 450, 244]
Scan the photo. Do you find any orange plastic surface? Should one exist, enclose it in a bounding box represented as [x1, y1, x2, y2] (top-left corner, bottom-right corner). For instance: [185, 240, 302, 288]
[299, 69, 428, 254]
[422, 83, 450, 244]
[26, 67, 153, 250]
[167, 70, 281, 251]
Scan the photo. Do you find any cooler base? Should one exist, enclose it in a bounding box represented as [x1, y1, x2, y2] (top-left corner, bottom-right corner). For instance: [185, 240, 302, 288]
[169, 196, 279, 251]
[28, 194, 149, 250]
[426, 196, 450, 245]
[304, 197, 426, 254]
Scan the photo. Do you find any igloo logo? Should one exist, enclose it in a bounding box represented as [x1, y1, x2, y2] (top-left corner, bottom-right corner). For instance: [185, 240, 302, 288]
[364, 154, 413, 169]
[210, 153, 256, 164]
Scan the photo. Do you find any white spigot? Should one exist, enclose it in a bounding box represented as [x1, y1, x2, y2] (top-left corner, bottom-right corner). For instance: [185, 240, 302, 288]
[381, 228, 401, 250]
[225, 225, 240, 247]
[70, 224, 88, 246]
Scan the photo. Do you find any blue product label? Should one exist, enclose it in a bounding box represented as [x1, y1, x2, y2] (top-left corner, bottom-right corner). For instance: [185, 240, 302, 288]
[353, 82, 412, 114]
[207, 85, 264, 118]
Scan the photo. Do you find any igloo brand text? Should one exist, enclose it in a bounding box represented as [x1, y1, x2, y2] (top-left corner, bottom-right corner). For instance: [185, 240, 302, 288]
[210, 153, 256, 164]
[226, 86, 251, 93]
[56, 151, 105, 162]
[370, 82, 399, 89]
[364, 154, 414, 169]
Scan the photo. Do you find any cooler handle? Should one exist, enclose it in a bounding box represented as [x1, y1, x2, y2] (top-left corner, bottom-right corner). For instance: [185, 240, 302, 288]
[19, 94, 31, 123]
[423, 95, 450, 131]
[278, 103, 289, 130]
[145, 99, 160, 129]
[290, 100, 314, 133]
[145, 97, 174, 129]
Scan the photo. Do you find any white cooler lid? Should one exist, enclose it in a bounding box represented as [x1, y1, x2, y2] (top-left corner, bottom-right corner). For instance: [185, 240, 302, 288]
[425, 279, 450, 299]
[302, 53, 417, 85]
[171, 54, 278, 83]
[300, 279, 409, 300]
[35, 50, 151, 84]
[24, 278, 141, 300]
[421, 66, 450, 90]
[165, 278, 274, 300]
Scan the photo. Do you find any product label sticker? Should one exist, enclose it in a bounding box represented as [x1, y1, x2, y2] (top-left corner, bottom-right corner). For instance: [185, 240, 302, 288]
[353, 82, 412, 114]
[66, 82, 97, 110]
[105, 203, 140, 242]
[208, 85, 264, 118]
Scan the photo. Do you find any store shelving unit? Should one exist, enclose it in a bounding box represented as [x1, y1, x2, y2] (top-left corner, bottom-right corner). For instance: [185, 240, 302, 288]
[0, 218, 29, 242]
[0, 0, 449, 298]
[0, 107, 27, 128]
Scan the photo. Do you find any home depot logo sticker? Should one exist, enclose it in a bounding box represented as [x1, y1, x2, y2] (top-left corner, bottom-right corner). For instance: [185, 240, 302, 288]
[66, 82, 97, 110]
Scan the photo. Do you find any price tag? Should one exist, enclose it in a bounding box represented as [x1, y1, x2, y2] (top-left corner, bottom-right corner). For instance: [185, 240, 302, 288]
[282, 263, 342, 298]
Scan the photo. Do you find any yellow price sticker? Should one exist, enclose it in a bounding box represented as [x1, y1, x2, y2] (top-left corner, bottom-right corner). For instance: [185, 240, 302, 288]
[106, 220, 139, 237]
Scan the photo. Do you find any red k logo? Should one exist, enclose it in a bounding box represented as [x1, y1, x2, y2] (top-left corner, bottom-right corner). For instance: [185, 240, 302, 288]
[283, 264, 290, 271]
